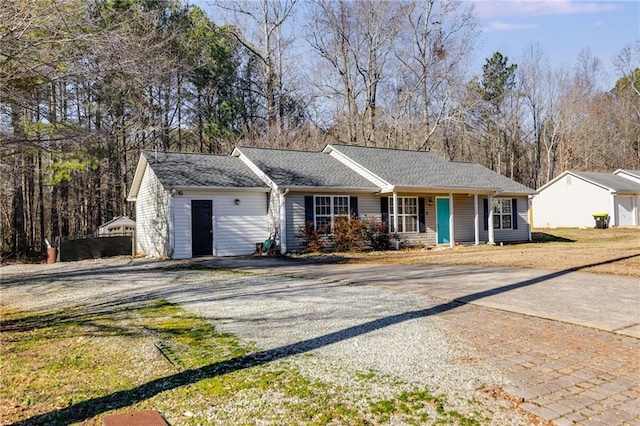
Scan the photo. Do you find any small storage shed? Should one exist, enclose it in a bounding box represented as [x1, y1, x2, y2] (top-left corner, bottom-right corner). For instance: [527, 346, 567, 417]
[98, 216, 136, 236]
[533, 171, 640, 228]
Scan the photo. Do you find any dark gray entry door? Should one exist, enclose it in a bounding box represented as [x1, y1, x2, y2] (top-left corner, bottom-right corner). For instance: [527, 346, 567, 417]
[192, 200, 213, 256]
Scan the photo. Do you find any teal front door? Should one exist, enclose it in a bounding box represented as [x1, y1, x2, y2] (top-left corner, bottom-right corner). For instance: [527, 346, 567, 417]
[436, 198, 450, 244]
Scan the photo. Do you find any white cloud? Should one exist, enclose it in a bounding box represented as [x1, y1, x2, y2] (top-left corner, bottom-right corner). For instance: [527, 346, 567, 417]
[482, 21, 539, 32]
[474, 0, 622, 19]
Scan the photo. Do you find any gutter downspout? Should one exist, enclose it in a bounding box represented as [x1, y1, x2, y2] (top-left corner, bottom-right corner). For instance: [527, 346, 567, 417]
[528, 195, 534, 241]
[279, 188, 289, 254]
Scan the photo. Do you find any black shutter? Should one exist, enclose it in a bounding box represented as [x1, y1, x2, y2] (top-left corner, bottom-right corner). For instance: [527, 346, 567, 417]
[350, 196, 358, 217]
[512, 198, 518, 229]
[381, 197, 389, 223]
[418, 197, 426, 233]
[483, 198, 489, 231]
[304, 196, 314, 224]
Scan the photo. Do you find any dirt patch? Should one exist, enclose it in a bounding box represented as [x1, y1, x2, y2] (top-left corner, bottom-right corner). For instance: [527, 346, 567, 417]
[325, 228, 640, 278]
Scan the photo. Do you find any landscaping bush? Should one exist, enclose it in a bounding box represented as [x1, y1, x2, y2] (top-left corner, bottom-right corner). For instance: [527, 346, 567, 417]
[363, 217, 391, 251]
[333, 214, 368, 252]
[296, 221, 327, 253]
[297, 217, 391, 253]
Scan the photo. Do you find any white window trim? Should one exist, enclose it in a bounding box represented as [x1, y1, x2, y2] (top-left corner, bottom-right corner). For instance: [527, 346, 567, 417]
[314, 195, 350, 234]
[389, 196, 419, 234]
[492, 198, 513, 230]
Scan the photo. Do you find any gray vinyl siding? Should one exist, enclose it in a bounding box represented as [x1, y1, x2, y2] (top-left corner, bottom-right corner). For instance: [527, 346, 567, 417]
[135, 165, 171, 258]
[478, 196, 530, 243]
[285, 192, 380, 253]
[285, 193, 306, 252]
[453, 195, 477, 243]
[358, 194, 382, 222]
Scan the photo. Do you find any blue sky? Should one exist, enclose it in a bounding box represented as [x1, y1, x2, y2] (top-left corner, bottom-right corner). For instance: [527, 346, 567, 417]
[471, 0, 640, 86]
[198, 0, 638, 88]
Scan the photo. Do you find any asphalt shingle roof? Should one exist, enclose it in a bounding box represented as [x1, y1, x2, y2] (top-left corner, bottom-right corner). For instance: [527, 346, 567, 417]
[329, 144, 535, 194]
[237, 146, 378, 189]
[572, 171, 640, 193]
[142, 151, 268, 189]
[619, 169, 640, 177]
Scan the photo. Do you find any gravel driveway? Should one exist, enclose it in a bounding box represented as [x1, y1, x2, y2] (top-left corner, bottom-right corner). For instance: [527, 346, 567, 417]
[1, 258, 531, 424]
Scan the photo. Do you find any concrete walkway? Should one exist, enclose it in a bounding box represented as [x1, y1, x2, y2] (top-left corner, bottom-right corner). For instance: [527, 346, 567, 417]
[200, 256, 640, 338]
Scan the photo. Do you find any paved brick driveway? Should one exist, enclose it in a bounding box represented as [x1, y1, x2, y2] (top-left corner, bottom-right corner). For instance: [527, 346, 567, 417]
[436, 302, 639, 425]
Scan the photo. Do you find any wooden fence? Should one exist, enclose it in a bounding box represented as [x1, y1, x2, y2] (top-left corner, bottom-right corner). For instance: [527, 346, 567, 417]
[58, 236, 134, 262]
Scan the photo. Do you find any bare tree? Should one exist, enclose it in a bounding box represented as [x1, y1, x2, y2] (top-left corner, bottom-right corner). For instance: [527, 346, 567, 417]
[213, 0, 299, 138]
[308, 0, 408, 146]
[519, 43, 549, 188]
[397, 0, 478, 151]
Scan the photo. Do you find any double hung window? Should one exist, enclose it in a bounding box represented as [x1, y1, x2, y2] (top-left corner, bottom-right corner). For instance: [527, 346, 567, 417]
[389, 197, 418, 233]
[315, 196, 349, 233]
[492, 198, 512, 230]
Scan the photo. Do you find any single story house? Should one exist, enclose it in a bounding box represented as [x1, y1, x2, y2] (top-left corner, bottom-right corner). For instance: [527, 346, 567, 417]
[128, 145, 535, 258]
[532, 170, 640, 228]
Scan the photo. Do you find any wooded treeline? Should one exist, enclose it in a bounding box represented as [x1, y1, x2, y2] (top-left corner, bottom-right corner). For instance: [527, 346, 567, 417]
[1, 0, 638, 258]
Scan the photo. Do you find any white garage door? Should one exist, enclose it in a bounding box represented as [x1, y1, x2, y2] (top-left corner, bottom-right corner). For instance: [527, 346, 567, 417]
[616, 196, 634, 226]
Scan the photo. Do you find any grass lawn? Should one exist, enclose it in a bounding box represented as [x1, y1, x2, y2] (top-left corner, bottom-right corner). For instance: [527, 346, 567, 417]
[337, 228, 640, 278]
[0, 300, 493, 425]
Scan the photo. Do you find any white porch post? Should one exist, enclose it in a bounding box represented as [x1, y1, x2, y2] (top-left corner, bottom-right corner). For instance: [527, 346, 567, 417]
[488, 194, 495, 244]
[279, 189, 287, 254]
[393, 191, 399, 250]
[449, 193, 454, 248]
[528, 196, 533, 241]
[474, 194, 479, 245]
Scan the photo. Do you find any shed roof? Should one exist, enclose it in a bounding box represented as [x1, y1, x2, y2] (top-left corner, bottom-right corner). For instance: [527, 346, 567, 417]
[571, 171, 640, 193]
[99, 215, 136, 229]
[235, 146, 378, 189]
[614, 169, 640, 178]
[142, 151, 268, 190]
[326, 144, 535, 194]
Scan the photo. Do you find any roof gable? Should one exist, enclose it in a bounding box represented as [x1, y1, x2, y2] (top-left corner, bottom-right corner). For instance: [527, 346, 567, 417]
[99, 215, 136, 228]
[140, 151, 268, 190]
[326, 144, 534, 194]
[538, 170, 640, 194]
[235, 146, 378, 189]
[614, 169, 640, 180]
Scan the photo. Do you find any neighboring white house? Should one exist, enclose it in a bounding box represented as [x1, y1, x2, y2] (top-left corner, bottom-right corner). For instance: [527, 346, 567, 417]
[533, 171, 640, 228]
